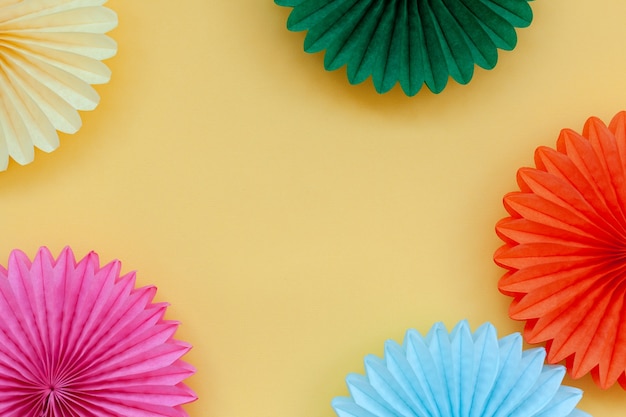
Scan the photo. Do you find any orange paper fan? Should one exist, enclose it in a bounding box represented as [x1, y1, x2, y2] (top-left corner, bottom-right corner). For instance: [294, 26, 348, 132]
[494, 110, 626, 389]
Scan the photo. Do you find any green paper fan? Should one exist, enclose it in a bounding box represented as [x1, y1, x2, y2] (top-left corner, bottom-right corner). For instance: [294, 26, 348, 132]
[275, 0, 533, 96]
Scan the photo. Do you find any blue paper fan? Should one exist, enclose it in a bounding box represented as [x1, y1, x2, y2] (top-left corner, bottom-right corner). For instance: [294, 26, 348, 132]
[332, 321, 590, 417]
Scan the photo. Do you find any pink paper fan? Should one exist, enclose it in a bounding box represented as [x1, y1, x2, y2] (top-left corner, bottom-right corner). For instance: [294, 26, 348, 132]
[0, 247, 197, 416]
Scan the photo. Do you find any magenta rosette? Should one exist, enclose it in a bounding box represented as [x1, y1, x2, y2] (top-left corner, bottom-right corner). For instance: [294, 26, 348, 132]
[0, 247, 197, 416]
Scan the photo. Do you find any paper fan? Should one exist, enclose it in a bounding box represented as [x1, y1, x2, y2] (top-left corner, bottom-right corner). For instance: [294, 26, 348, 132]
[275, 0, 533, 96]
[0, 247, 197, 416]
[332, 321, 589, 417]
[494, 110, 626, 389]
[0, 0, 118, 171]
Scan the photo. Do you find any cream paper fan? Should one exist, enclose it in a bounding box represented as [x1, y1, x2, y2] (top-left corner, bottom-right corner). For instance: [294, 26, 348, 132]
[0, 0, 117, 170]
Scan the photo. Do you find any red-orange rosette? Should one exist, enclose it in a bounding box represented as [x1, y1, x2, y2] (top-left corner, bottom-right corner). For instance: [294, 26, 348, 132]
[494, 110, 626, 389]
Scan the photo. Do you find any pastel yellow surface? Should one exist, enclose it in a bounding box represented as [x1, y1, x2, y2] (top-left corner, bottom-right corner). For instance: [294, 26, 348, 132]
[1, 0, 626, 415]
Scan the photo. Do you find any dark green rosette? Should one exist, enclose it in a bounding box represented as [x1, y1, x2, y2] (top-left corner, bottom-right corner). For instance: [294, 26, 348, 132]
[275, 0, 533, 96]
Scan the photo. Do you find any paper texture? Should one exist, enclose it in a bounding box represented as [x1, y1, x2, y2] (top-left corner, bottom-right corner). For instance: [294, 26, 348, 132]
[0, 0, 118, 170]
[275, 0, 533, 96]
[332, 321, 588, 417]
[0, 247, 197, 416]
[495, 111, 626, 389]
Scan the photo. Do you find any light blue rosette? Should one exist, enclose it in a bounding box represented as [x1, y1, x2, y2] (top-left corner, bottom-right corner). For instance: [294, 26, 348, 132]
[332, 321, 590, 417]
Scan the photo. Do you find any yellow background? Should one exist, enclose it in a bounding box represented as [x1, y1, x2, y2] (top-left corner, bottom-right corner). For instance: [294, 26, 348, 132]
[1, 0, 626, 415]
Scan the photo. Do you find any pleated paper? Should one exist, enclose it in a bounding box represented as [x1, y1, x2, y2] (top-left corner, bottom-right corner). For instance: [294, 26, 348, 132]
[332, 321, 589, 417]
[495, 111, 626, 389]
[275, 0, 533, 96]
[0, 247, 197, 416]
[0, 0, 118, 170]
